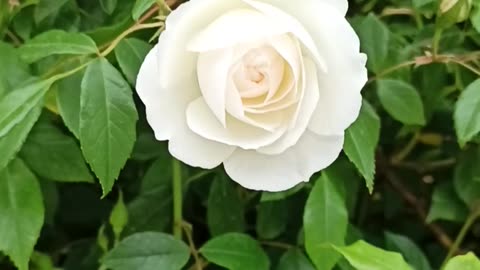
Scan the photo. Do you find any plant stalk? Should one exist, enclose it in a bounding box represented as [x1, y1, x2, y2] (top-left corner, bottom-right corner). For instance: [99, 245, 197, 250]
[172, 158, 183, 239]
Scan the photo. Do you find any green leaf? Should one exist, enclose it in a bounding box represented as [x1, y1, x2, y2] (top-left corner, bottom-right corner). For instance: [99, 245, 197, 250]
[127, 157, 172, 233]
[444, 252, 480, 270]
[34, 0, 69, 23]
[334, 240, 413, 270]
[109, 191, 128, 240]
[0, 78, 53, 171]
[18, 30, 98, 63]
[384, 232, 431, 270]
[472, 7, 480, 33]
[31, 252, 55, 270]
[80, 58, 138, 195]
[0, 79, 52, 139]
[100, 0, 117, 15]
[102, 232, 190, 270]
[377, 79, 426, 126]
[0, 159, 45, 270]
[344, 101, 380, 192]
[200, 233, 270, 270]
[454, 79, 480, 146]
[0, 42, 30, 96]
[132, 0, 157, 20]
[20, 121, 93, 182]
[207, 176, 245, 236]
[114, 38, 152, 84]
[454, 146, 480, 208]
[426, 181, 468, 223]
[256, 200, 287, 240]
[0, 104, 42, 172]
[356, 14, 391, 73]
[304, 173, 348, 270]
[56, 69, 83, 138]
[277, 249, 315, 270]
[261, 184, 304, 202]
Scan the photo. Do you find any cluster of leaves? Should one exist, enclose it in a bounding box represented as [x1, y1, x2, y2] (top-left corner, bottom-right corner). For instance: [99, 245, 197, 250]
[1, 0, 480, 269]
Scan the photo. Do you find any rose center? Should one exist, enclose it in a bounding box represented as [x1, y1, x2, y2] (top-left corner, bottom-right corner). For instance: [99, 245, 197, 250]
[233, 45, 284, 99]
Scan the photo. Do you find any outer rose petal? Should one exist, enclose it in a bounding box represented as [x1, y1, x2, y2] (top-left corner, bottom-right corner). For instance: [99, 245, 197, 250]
[157, 0, 247, 89]
[136, 45, 196, 140]
[169, 124, 236, 169]
[254, 0, 367, 135]
[186, 98, 287, 149]
[224, 131, 344, 191]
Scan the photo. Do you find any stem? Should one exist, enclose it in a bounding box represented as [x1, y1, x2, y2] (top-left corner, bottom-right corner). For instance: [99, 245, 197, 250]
[432, 28, 443, 57]
[182, 222, 203, 270]
[99, 22, 164, 57]
[172, 158, 183, 239]
[391, 132, 420, 164]
[260, 241, 294, 250]
[441, 208, 480, 269]
[367, 60, 417, 83]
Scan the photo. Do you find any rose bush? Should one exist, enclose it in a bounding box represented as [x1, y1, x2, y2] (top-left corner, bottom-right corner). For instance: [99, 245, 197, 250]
[137, 0, 368, 191]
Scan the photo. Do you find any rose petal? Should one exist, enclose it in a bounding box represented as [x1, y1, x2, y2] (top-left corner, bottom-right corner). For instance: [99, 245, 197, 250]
[243, 0, 328, 73]
[169, 124, 236, 169]
[257, 58, 319, 155]
[224, 131, 344, 191]
[197, 48, 234, 126]
[305, 2, 367, 135]
[250, 0, 366, 135]
[136, 45, 197, 140]
[186, 97, 287, 149]
[187, 9, 288, 52]
[157, 0, 246, 89]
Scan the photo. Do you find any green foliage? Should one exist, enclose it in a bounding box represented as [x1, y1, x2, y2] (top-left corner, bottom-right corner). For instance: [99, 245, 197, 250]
[334, 240, 413, 270]
[79, 58, 138, 195]
[1, 0, 480, 269]
[304, 173, 348, 270]
[444, 252, 480, 270]
[344, 101, 380, 191]
[102, 232, 190, 270]
[199, 233, 270, 270]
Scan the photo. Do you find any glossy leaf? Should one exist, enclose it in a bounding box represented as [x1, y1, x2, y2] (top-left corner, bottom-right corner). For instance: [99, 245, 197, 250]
[127, 156, 172, 233]
[356, 14, 390, 73]
[454, 79, 480, 146]
[304, 173, 348, 270]
[385, 232, 431, 270]
[20, 121, 93, 182]
[114, 38, 152, 84]
[80, 58, 138, 195]
[334, 240, 413, 270]
[18, 30, 98, 63]
[100, 0, 117, 14]
[377, 79, 426, 126]
[444, 252, 480, 270]
[0, 159, 44, 270]
[344, 101, 381, 192]
[256, 200, 287, 239]
[207, 176, 245, 236]
[200, 233, 270, 270]
[427, 181, 468, 223]
[132, 0, 157, 20]
[277, 249, 315, 270]
[454, 146, 480, 208]
[102, 232, 190, 270]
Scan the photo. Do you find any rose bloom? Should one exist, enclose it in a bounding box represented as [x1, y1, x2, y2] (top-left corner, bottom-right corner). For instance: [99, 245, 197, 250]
[137, 0, 367, 191]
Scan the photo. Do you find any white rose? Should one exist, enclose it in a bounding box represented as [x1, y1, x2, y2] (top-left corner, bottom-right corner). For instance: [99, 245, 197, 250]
[136, 0, 367, 191]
